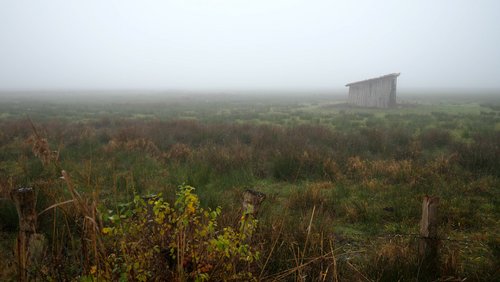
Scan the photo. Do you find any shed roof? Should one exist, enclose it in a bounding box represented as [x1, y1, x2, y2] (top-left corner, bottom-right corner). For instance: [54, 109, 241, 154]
[345, 73, 400, 87]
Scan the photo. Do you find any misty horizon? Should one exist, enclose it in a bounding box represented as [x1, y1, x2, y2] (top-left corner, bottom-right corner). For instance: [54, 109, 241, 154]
[1, 0, 500, 92]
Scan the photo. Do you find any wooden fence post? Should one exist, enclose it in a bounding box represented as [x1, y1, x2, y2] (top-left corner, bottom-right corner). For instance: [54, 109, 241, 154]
[11, 187, 37, 282]
[419, 195, 439, 280]
[241, 189, 266, 240]
[10, 187, 45, 282]
[242, 189, 266, 217]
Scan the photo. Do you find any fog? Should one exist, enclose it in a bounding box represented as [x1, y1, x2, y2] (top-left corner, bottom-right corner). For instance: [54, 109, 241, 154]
[1, 0, 499, 92]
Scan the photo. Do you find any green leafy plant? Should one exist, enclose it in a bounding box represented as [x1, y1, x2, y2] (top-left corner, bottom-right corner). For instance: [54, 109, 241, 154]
[96, 184, 259, 281]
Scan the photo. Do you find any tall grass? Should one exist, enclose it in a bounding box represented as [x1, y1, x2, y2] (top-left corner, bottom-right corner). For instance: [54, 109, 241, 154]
[0, 100, 499, 280]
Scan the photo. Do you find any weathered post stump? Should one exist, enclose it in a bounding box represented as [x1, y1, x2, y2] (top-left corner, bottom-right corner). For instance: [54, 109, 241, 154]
[10, 187, 45, 281]
[419, 195, 440, 280]
[240, 189, 266, 240]
[242, 189, 266, 217]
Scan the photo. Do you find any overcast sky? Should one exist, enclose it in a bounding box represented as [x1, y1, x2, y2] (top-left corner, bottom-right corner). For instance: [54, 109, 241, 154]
[1, 0, 499, 91]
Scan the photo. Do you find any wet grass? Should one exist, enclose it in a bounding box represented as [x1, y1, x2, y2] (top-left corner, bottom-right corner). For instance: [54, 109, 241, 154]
[0, 92, 499, 280]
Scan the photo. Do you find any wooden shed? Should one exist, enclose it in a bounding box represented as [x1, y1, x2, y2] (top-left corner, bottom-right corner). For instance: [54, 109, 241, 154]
[346, 73, 400, 108]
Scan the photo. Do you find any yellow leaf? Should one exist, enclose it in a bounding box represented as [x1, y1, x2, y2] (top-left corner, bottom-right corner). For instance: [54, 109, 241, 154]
[102, 227, 113, 234]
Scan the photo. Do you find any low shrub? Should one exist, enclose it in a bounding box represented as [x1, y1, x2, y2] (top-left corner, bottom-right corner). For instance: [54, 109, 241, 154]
[95, 185, 260, 281]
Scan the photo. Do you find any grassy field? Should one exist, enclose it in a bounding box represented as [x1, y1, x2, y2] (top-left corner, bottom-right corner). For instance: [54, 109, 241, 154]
[0, 91, 499, 281]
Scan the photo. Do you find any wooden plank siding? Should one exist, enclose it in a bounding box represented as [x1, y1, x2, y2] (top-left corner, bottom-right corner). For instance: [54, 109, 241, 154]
[346, 73, 399, 108]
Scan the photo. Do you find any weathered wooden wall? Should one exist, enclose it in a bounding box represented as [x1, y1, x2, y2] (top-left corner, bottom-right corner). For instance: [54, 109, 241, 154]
[347, 75, 398, 108]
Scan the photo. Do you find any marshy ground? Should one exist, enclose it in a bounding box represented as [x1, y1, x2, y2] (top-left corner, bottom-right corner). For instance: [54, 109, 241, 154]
[0, 92, 499, 281]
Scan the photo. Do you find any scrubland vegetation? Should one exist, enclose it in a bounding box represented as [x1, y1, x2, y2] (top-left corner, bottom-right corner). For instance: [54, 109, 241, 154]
[0, 93, 499, 281]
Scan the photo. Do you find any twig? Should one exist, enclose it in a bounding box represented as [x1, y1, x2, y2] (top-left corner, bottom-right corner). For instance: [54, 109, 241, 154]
[259, 218, 285, 279]
[38, 199, 76, 216]
[301, 205, 316, 265]
[263, 251, 334, 281]
[346, 260, 372, 282]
